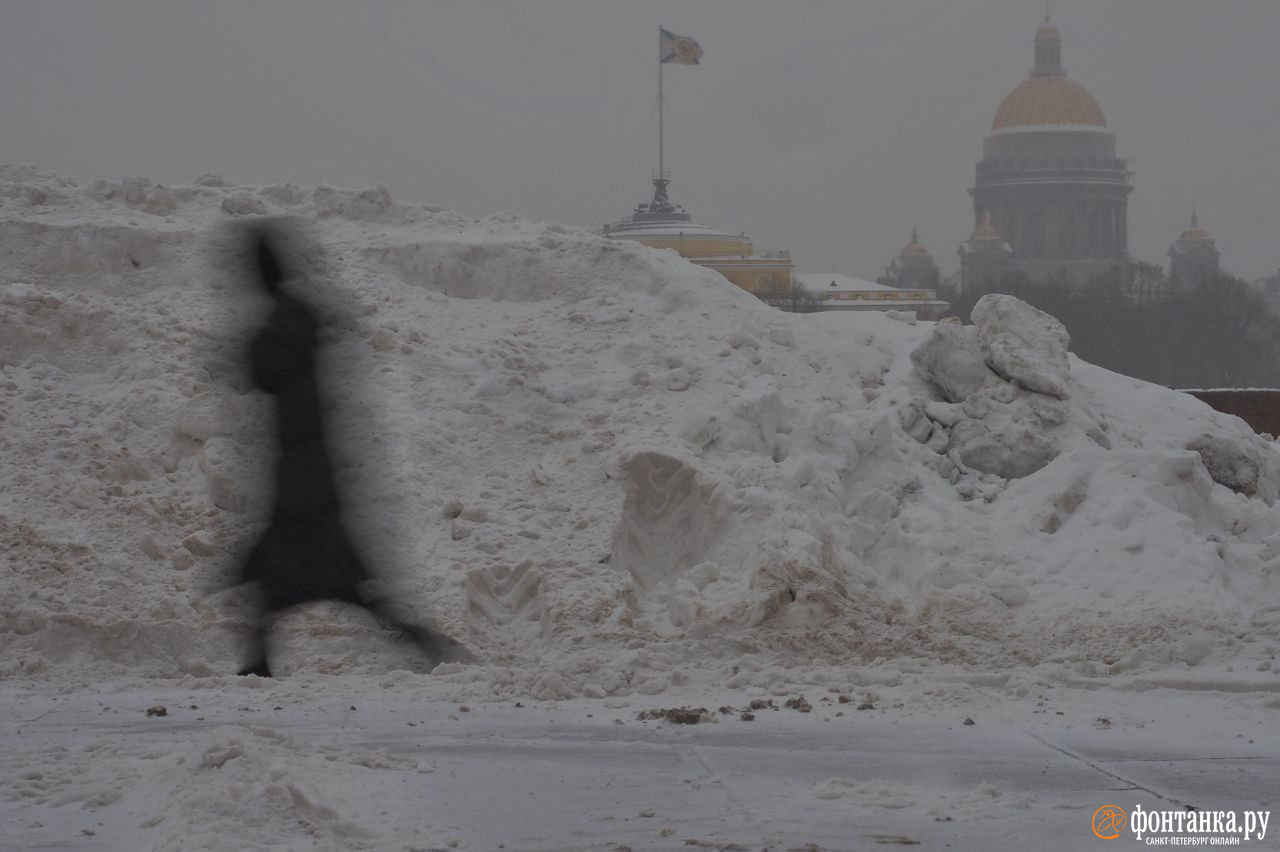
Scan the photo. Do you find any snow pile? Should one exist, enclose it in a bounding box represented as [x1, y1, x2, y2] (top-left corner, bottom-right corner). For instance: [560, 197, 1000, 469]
[2, 164, 1279, 699]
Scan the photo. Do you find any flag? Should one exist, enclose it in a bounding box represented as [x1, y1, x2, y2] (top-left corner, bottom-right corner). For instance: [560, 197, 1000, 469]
[660, 28, 703, 65]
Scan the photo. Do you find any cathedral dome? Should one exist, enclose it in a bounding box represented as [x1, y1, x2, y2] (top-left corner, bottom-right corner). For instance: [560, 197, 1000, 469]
[1180, 209, 1211, 241]
[992, 76, 1106, 130]
[900, 225, 930, 257]
[991, 15, 1107, 130]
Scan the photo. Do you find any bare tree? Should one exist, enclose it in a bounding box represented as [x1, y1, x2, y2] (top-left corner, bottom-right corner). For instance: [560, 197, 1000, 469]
[945, 264, 1280, 389]
[757, 279, 821, 313]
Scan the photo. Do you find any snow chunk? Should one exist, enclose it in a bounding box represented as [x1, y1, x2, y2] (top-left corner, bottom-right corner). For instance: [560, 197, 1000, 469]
[122, 176, 150, 205]
[199, 437, 250, 513]
[948, 403, 1059, 479]
[909, 317, 997, 403]
[194, 172, 232, 187]
[221, 194, 267, 216]
[923, 400, 964, 427]
[907, 297, 1096, 478]
[1187, 433, 1280, 503]
[941, 382, 1109, 480]
[972, 294, 1071, 398]
[176, 398, 229, 442]
[1, 281, 38, 306]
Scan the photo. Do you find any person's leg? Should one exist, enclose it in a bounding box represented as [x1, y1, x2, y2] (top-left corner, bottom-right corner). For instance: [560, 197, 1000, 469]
[404, 620, 476, 666]
[238, 621, 273, 677]
[365, 599, 475, 667]
[235, 538, 274, 677]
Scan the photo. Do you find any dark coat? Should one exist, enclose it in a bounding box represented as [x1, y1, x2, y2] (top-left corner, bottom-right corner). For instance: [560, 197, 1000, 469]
[240, 277, 368, 612]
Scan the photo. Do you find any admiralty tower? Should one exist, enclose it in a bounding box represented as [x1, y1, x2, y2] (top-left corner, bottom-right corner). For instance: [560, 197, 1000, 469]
[964, 13, 1133, 289]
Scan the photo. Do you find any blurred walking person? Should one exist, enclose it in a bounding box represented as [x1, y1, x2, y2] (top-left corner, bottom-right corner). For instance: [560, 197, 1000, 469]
[232, 222, 469, 677]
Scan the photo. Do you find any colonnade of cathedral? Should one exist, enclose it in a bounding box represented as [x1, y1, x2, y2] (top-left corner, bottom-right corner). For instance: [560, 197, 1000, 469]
[986, 198, 1128, 260]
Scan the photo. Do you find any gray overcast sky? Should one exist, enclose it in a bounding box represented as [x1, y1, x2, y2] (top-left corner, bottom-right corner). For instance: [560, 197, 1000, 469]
[2, 0, 1276, 280]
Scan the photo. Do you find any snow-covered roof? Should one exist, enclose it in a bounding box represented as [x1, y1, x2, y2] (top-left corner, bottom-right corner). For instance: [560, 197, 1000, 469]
[794, 272, 897, 293]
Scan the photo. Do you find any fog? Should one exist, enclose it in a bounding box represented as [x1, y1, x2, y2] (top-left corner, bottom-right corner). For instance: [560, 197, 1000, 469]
[2, 0, 1275, 280]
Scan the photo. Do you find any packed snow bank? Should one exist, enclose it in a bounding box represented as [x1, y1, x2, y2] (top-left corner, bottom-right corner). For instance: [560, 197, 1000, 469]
[2, 165, 1279, 698]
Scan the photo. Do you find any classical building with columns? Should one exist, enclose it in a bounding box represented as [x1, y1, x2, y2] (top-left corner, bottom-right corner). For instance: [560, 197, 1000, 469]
[602, 174, 794, 297]
[961, 15, 1133, 291]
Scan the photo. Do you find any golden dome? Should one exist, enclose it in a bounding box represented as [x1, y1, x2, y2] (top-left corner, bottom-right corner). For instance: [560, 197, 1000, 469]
[1180, 208, 1211, 240]
[901, 225, 930, 256]
[993, 76, 1106, 130]
[993, 16, 1107, 131]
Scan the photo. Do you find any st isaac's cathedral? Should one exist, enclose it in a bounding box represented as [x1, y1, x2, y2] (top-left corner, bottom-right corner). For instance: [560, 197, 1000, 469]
[897, 14, 1224, 295]
[957, 14, 1134, 290]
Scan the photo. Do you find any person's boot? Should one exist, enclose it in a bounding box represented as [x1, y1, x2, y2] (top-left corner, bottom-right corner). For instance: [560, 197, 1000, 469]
[238, 659, 272, 677]
[238, 631, 272, 677]
[410, 625, 476, 667]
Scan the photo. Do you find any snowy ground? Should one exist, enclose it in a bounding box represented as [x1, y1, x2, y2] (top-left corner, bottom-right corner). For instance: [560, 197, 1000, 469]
[3, 678, 1276, 851]
[1, 166, 1278, 850]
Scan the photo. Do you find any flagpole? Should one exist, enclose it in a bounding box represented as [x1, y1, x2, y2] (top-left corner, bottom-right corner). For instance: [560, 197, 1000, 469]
[658, 51, 664, 181]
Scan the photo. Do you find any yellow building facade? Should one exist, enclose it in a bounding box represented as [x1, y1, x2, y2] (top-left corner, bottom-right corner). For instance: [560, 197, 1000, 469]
[602, 175, 793, 296]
